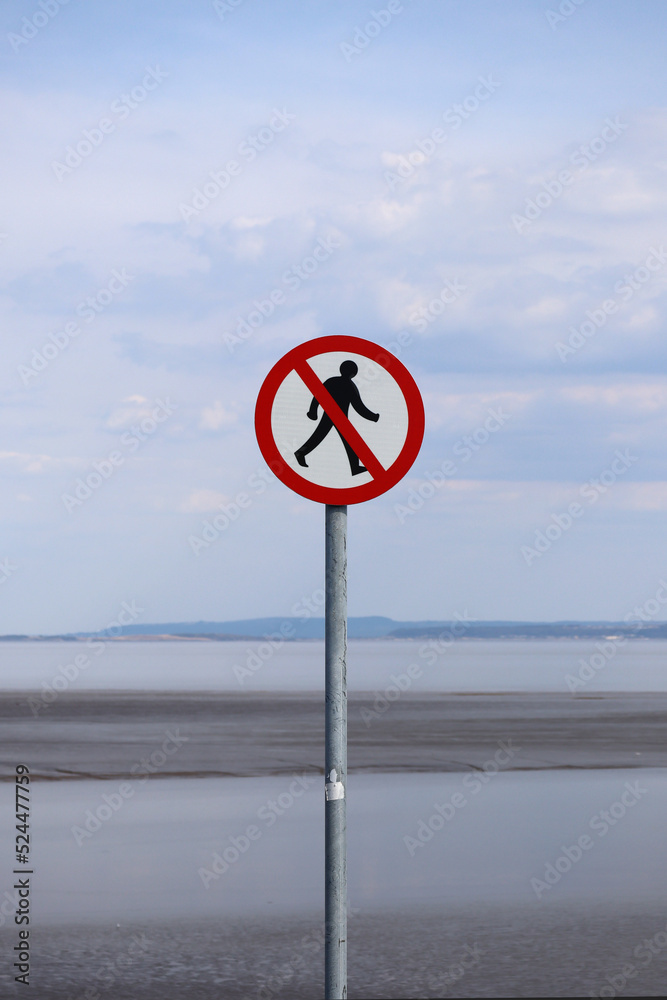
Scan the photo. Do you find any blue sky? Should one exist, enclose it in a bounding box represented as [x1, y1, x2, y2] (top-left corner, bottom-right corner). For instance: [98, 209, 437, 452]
[2, 0, 667, 631]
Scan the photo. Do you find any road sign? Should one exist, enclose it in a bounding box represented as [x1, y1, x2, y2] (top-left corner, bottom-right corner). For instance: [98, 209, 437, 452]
[255, 335, 424, 997]
[255, 335, 424, 504]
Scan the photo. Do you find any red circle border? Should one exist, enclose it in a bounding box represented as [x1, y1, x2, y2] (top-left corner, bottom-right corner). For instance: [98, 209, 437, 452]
[254, 336, 425, 505]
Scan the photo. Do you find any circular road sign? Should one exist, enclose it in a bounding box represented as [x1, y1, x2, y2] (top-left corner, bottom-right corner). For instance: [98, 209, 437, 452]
[255, 335, 424, 505]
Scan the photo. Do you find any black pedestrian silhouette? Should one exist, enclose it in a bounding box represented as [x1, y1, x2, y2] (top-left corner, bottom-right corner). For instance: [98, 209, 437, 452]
[295, 360, 379, 475]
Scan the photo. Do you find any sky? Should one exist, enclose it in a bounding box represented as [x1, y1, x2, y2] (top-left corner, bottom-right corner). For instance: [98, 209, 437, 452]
[2, 0, 667, 632]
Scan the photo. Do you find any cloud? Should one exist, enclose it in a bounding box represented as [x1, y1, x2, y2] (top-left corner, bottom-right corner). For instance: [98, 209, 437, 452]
[0, 451, 57, 474]
[198, 401, 238, 431]
[615, 483, 667, 511]
[5, 2, 667, 628]
[561, 383, 667, 414]
[180, 489, 228, 513]
[104, 395, 152, 429]
[423, 389, 536, 431]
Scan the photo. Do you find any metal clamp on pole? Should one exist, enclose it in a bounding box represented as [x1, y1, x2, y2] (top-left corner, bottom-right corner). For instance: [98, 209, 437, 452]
[325, 503, 347, 1000]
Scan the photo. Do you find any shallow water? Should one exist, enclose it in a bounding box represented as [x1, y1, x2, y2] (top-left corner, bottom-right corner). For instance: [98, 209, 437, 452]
[1, 770, 667, 996]
[2, 639, 667, 995]
[1, 637, 666, 692]
[1, 770, 665, 925]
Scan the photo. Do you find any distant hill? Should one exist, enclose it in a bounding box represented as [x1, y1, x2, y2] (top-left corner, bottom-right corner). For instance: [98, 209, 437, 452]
[4, 617, 667, 641]
[73, 616, 426, 640]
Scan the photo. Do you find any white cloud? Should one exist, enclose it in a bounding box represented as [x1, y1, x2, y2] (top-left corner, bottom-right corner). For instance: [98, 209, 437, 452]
[0, 451, 56, 474]
[424, 390, 535, 431]
[4, 6, 667, 628]
[198, 401, 238, 431]
[231, 216, 274, 230]
[614, 482, 667, 511]
[180, 489, 228, 513]
[562, 383, 667, 413]
[105, 396, 152, 429]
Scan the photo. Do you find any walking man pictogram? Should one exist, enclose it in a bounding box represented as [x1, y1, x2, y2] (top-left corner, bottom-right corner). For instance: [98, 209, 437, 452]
[295, 360, 379, 475]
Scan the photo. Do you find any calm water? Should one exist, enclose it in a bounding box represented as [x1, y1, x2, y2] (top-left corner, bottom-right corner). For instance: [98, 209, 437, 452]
[2, 640, 667, 996]
[1, 770, 665, 924]
[1, 771, 667, 996]
[0, 637, 665, 692]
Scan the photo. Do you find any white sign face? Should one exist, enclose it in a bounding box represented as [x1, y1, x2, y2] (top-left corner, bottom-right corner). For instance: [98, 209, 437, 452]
[270, 351, 409, 490]
[255, 335, 425, 505]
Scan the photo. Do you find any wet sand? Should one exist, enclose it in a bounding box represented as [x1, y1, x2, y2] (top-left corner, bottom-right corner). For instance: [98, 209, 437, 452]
[2, 690, 667, 780]
[3, 692, 667, 996]
[2, 903, 667, 998]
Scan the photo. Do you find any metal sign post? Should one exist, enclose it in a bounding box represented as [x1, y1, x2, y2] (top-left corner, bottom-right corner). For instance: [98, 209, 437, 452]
[254, 335, 424, 1000]
[324, 503, 347, 999]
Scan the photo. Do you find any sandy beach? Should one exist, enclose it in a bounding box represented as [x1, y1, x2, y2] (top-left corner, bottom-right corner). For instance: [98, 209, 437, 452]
[3, 902, 667, 998]
[2, 689, 667, 996]
[2, 690, 667, 780]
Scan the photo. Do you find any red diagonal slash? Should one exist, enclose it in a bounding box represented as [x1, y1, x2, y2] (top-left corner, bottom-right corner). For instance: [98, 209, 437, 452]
[294, 360, 386, 480]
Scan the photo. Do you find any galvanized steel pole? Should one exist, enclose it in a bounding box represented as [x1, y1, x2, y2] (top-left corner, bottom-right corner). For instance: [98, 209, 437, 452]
[324, 504, 347, 999]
